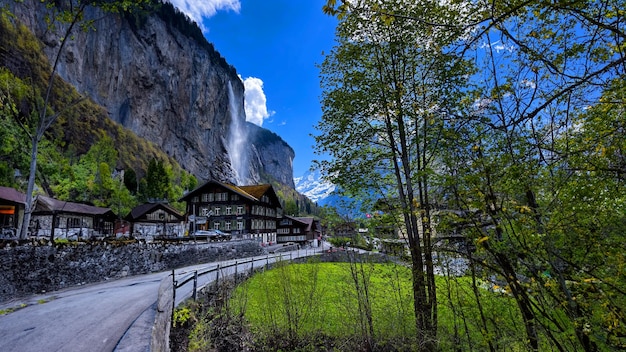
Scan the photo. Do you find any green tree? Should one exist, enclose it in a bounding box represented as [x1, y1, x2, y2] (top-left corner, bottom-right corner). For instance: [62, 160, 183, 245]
[443, 0, 626, 348]
[123, 168, 138, 194]
[323, 0, 626, 349]
[0, 69, 30, 188]
[10, 0, 155, 239]
[283, 199, 298, 216]
[317, 1, 471, 348]
[318, 205, 343, 236]
[141, 158, 170, 201]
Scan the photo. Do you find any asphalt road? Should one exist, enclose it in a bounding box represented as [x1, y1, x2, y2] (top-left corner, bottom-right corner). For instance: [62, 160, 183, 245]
[0, 244, 329, 352]
[0, 270, 166, 352]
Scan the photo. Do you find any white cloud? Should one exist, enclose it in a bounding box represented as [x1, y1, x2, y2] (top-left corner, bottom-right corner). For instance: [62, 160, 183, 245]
[167, 0, 241, 27]
[520, 79, 537, 89]
[480, 40, 516, 53]
[242, 76, 274, 126]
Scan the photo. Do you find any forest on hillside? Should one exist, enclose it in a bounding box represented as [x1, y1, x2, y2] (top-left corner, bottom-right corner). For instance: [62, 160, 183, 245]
[0, 4, 318, 219]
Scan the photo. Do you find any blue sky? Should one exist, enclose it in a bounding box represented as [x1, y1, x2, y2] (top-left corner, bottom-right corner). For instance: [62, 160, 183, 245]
[168, 0, 338, 177]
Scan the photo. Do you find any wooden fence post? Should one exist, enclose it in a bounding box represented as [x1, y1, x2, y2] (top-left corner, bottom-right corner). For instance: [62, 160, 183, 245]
[192, 270, 198, 301]
[171, 269, 176, 327]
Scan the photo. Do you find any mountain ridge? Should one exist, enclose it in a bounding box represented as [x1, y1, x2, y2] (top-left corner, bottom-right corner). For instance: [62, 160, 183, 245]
[294, 170, 336, 204]
[5, 0, 295, 188]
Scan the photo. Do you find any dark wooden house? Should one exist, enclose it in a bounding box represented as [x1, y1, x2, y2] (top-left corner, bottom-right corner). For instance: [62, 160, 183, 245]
[277, 216, 309, 244]
[179, 181, 283, 245]
[0, 186, 26, 238]
[31, 195, 117, 240]
[125, 202, 185, 239]
[277, 216, 322, 246]
[333, 221, 358, 239]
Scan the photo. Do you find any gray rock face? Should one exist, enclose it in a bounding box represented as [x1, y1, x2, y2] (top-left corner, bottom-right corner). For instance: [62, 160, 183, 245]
[248, 122, 296, 188]
[8, 1, 295, 186]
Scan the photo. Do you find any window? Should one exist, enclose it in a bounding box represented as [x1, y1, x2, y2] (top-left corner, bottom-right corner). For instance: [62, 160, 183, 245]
[200, 207, 211, 216]
[231, 194, 239, 201]
[236, 206, 244, 215]
[67, 217, 81, 228]
[226, 206, 232, 215]
[192, 196, 199, 203]
[208, 193, 214, 202]
[214, 207, 221, 216]
[237, 221, 244, 230]
[214, 222, 220, 230]
[225, 222, 231, 231]
[201, 193, 209, 202]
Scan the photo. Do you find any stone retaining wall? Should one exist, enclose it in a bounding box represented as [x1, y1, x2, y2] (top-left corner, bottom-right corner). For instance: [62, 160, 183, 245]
[0, 240, 264, 302]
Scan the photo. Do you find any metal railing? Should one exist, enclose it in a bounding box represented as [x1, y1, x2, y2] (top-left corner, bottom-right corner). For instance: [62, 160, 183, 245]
[150, 243, 335, 351]
[169, 247, 327, 326]
[171, 253, 287, 302]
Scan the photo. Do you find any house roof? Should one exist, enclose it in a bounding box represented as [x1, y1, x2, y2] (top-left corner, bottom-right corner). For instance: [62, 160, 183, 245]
[33, 195, 115, 217]
[295, 217, 316, 232]
[125, 202, 184, 221]
[180, 181, 280, 208]
[284, 215, 309, 227]
[238, 184, 272, 199]
[180, 180, 257, 202]
[0, 186, 26, 205]
[220, 182, 259, 201]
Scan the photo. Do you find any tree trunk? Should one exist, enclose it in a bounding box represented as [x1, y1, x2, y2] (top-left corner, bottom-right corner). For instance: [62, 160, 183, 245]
[19, 136, 39, 240]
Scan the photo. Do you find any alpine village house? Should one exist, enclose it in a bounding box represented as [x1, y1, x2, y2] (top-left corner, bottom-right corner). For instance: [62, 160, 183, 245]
[180, 181, 282, 245]
[180, 181, 320, 246]
[2, 181, 320, 246]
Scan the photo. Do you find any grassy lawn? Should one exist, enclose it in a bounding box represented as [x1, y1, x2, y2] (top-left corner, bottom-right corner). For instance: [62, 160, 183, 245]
[229, 260, 529, 350]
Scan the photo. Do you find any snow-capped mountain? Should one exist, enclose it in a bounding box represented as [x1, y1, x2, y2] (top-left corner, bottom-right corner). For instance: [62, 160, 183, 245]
[294, 170, 336, 203]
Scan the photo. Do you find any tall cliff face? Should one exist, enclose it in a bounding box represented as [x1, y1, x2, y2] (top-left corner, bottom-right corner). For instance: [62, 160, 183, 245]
[7, 0, 294, 187]
[247, 122, 296, 188]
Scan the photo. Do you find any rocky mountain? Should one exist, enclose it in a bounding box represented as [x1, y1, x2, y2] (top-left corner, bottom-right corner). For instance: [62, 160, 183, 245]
[248, 123, 295, 188]
[294, 170, 358, 216]
[294, 170, 336, 204]
[5, 0, 294, 187]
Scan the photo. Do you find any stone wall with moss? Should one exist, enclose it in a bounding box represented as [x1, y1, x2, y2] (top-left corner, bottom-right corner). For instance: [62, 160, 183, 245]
[0, 240, 264, 302]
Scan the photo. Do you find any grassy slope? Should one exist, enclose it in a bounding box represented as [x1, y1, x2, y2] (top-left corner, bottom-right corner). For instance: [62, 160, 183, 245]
[231, 262, 529, 351]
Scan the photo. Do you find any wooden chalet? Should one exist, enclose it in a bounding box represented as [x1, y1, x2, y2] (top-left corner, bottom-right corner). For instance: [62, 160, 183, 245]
[0, 186, 26, 237]
[125, 202, 185, 239]
[333, 221, 358, 239]
[179, 181, 283, 245]
[277, 216, 321, 245]
[31, 195, 117, 240]
[277, 216, 309, 244]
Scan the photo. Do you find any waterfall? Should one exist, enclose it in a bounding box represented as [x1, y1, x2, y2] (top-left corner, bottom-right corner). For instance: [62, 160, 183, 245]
[227, 81, 249, 185]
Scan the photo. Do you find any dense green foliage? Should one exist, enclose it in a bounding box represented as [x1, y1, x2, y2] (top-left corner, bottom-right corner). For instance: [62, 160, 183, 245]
[0, 8, 195, 215]
[273, 181, 320, 217]
[319, 0, 626, 350]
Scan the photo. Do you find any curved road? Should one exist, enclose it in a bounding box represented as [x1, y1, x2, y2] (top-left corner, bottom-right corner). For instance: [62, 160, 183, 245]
[0, 245, 329, 352]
